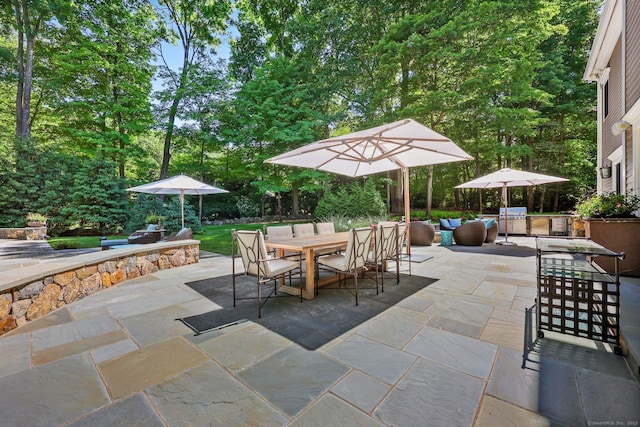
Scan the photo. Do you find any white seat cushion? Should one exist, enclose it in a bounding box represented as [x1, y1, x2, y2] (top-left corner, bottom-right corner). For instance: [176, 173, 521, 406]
[317, 254, 348, 271]
[266, 258, 299, 277]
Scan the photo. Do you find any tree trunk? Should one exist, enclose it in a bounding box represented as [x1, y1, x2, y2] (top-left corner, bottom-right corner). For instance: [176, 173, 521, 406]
[160, 96, 180, 179]
[15, 1, 24, 138]
[160, 40, 190, 180]
[15, 0, 37, 140]
[292, 186, 299, 216]
[391, 169, 403, 213]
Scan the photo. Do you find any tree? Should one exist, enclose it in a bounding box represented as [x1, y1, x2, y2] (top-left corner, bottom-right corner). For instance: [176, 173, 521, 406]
[51, 0, 157, 177]
[61, 156, 130, 234]
[1, 0, 70, 165]
[154, 0, 231, 180]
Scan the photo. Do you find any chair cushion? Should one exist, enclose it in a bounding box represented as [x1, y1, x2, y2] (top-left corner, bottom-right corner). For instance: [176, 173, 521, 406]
[317, 254, 347, 270]
[439, 218, 451, 229]
[266, 258, 299, 277]
[448, 218, 463, 228]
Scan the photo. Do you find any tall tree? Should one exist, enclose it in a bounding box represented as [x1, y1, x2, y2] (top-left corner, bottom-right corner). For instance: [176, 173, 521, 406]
[1, 0, 69, 159]
[53, 0, 158, 177]
[154, 0, 231, 179]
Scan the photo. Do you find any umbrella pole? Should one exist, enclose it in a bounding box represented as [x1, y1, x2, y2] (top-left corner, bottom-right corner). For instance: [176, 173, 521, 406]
[180, 191, 185, 229]
[404, 168, 411, 256]
[496, 185, 517, 246]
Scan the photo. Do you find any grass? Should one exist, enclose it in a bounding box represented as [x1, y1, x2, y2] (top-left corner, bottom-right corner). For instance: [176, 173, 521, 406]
[46, 222, 303, 256]
[48, 235, 128, 250]
[193, 223, 264, 255]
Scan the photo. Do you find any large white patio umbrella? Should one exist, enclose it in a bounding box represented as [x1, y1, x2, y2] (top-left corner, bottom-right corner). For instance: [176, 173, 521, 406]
[265, 119, 473, 251]
[456, 168, 568, 245]
[127, 174, 228, 228]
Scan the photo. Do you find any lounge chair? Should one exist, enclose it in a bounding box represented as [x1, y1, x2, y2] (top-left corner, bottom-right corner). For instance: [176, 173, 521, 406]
[452, 221, 487, 246]
[485, 222, 498, 243]
[127, 224, 164, 244]
[410, 221, 435, 246]
[162, 227, 192, 241]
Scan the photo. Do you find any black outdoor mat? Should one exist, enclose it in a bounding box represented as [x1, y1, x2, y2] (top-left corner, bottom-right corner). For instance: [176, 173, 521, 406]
[179, 273, 437, 350]
[405, 254, 433, 263]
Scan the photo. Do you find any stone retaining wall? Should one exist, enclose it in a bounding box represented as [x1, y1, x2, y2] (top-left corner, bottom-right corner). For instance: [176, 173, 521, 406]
[0, 242, 199, 336]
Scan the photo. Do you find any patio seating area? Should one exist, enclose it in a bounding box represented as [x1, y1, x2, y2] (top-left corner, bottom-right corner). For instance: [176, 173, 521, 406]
[0, 236, 638, 426]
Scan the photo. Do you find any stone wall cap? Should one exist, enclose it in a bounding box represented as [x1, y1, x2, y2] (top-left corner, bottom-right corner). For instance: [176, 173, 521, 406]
[0, 240, 199, 293]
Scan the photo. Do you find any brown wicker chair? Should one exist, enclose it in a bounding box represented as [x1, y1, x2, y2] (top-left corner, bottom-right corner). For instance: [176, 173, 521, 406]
[127, 225, 164, 244]
[453, 221, 487, 246]
[410, 221, 435, 246]
[484, 223, 498, 243]
[162, 227, 193, 241]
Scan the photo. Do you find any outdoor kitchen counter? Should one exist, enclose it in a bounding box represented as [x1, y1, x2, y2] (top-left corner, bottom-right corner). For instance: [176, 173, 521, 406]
[477, 214, 575, 237]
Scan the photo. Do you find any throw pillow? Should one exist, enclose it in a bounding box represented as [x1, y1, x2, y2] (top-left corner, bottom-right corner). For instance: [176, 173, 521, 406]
[439, 218, 451, 229]
[448, 218, 463, 228]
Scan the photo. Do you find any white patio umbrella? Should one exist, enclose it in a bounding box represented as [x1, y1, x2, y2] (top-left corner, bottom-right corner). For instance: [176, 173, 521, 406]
[265, 119, 473, 251]
[127, 174, 228, 228]
[456, 168, 569, 245]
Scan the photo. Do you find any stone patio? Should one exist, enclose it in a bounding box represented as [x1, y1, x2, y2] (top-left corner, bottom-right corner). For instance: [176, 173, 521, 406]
[0, 237, 638, 426]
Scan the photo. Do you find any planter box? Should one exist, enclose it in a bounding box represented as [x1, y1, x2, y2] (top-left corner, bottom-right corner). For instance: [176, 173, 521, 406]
[585, 218, 640, 277]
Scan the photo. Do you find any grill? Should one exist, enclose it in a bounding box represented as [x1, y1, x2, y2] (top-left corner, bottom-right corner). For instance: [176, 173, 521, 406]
[499, 207, 527, 235]
[499, 207, 527, 218]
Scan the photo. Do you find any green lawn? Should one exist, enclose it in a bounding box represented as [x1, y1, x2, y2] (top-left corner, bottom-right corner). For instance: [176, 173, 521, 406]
[194, 223, 265, 255]
[47, 222, 297, 256]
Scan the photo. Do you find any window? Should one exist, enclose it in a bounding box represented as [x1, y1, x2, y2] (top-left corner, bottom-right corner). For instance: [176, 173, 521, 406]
[604, 80, 609, 118]
[608, 146, 624, 194]
[614, 162, 622, 194]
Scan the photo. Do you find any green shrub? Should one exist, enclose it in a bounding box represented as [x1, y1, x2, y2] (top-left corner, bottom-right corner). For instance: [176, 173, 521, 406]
[49, 240, 80, 250]
[315, 180, 386, 219]
[317, 214, 388, 231]
[575, 192, 640, 218]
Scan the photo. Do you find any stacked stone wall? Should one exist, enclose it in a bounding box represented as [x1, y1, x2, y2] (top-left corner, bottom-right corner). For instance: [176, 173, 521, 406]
[0, 244, 199, 336]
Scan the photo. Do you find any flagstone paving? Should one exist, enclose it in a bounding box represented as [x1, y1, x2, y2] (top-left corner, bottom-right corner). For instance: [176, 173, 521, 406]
[0, 236, 639, 426]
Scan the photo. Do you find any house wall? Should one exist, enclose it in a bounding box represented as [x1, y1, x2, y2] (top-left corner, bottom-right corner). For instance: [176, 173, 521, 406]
[602, 39, 624, 193]
[627, 1, 640, 109]
[626, 1, 640, 193]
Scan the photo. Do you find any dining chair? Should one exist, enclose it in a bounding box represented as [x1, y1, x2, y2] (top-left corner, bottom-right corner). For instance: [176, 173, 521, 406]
[266, 225, 294, 239]
[232, 229, 302, 318]
[316, 227, 375, 305]
[293, 223, 315, 237]
[265, 225, 298, 258]
[366, 223, 399, 292]
[316, 222, 336, 235]
[396, 223, 412, 277]
[386, 223, 411, 284]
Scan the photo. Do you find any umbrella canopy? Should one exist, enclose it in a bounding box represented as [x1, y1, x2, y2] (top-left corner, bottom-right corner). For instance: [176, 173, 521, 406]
[455, 168, 569, 189]
[127, 174, 228, 228]
[266, 119, 472, 177]
[265, 119, 473, 251]
[456, 168, 568, 244]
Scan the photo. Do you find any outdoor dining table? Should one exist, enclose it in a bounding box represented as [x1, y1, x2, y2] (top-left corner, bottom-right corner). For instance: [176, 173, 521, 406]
[265, 232, 350, 300]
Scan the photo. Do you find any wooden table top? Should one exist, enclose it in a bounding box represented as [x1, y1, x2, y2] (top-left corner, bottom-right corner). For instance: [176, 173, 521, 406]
[265, 232, 349, 251]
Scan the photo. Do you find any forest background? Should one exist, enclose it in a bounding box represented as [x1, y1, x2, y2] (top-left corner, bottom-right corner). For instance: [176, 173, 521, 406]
[0, 0, 600, 235]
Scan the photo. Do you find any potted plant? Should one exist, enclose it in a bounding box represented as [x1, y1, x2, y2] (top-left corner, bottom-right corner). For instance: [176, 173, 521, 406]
[145, 214, 164, 229]
[574, 192, 640, 276]
[26, 212, 48, 227]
